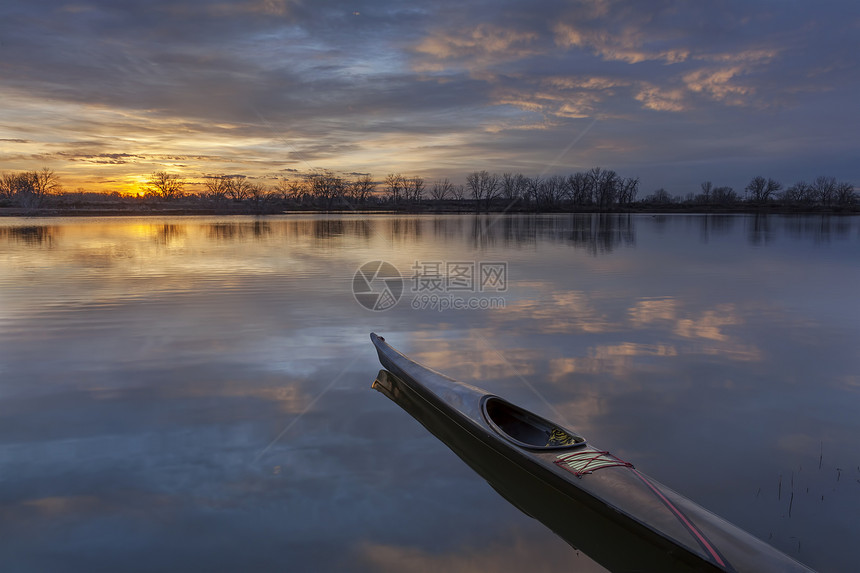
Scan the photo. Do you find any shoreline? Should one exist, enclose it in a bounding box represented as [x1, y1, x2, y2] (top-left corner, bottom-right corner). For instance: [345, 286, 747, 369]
[2, 205, 858, 217]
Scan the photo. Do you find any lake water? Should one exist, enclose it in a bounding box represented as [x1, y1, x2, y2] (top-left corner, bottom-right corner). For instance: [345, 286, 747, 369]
[0, 213, 858, 572]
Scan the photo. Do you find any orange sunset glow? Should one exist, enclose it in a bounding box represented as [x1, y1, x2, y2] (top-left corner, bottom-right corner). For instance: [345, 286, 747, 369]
[1, 1, 857, 197]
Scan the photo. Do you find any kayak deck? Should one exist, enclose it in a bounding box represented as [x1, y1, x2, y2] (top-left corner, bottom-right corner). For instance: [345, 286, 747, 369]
[370, 333, 816, 573]
[482, 395, 586, 449]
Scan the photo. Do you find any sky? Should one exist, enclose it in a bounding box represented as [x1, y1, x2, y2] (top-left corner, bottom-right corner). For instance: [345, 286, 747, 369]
[1, 0, 858, 196]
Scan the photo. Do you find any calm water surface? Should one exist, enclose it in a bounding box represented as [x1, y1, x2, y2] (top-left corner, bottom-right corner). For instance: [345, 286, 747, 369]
[0, 214, 858, 572]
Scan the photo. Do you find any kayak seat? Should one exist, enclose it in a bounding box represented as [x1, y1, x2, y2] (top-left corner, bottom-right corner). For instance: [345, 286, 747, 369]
[482, 397, 585, 450]
[547, 427, 578, 447]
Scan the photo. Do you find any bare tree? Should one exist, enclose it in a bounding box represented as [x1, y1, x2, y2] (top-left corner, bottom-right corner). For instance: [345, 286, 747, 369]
[429, 178, 454, 201]
[466, 170, 501, 210]
[450, 183, 465, 201]
[225, 177, 254, 202]
[813, 176, 837, 206]
[536, 175, 566, 209]
[501, 173, 517, 200]
[306, 170, 345, 209]
[404, 176, 425, 202]
[33, 168, 61, 196]
[283, 179, 307, 203]
[618, 176, 639, 206]
[0, 173, 15, 201]
[247, 183, 272, 211]
[501, 172, 528, 202]
[0, 168, 61, 207]
[515, 173, 530, 201]
[745, 176, 781, 202]
[523, 176, 541, 205]
[1, 172, 33, 202]
[782, 181, 813, 205]
[645, 188, 673, 204]
[780, 177, 853, 207]
[147, 171, 185, 200]
[588, 167, 619, 209]
[347, 174, 375, 204]
[204, 176, 228, 202]
[699, 181, 713, 203]
[835, 181, 856, 206]
[711, 186, 737, 205]
[566, 172, 590, 205]
[765, 178, 782, 200]
[385, 173, 405, 204]
[272, 178, 291, 201]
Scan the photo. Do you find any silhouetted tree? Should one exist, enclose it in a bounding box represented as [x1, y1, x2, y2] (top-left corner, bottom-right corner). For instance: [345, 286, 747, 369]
[466, 170, 501, 210]
[33, 168, 61, 197]
[588, 167, 619, 209]
[307, 170, 345, 209]
[347, 174, 375, 204]
[204, 176, 229, 204]
[778, 177, 854, 207]
[523, 175, 541, 205]
[0, 168, 60, 207]
[247, 183, 271, 210]
[618, 176, 639, 206]
[782, 181, 814, 205]
[834, 181, 856, 206]
[566, 172, 591, 206]
[711, 186, 737, 205]
[1, 172, 28, 203]
[812, 176, 837, 207]
[699, 181, 713, 203]
[385, 173, 404, 204]
[226, 177, 254, 201]
[430, 178, 454, 200]
[535, 174, 566, 209]
[745, 176, 781, 202]
[282, 179, 307, 203]
[147, 171, 185, 200]
[0, 174, 14, 202]
[645, 188, 673, 204]
[404, 176, 425, 202]
[501, 172, 527, 202]
[272, 178, 291, 201]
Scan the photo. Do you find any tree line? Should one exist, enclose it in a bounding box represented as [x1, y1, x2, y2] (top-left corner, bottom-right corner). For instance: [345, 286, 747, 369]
[132, 169, 860, 210]
[645, 175, 856, 208]
[0, 168, 61, 208]
[1, 167, 856, 211]
[192, 167, 641, 211]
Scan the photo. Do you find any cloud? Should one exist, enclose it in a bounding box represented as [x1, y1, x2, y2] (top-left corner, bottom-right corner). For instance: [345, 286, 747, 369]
[358, 537, 606, 573]
[629, 297, 678, 325]
[413, 23, 540, 72]
[549, 343, 678, 380]
[682, 66, 760, 106]
[0, 0, 857, 193]
[58, 152, 146, 165]
[553, 21, 691, 65]
[501, 291, 619, 335]
[634, 83, 687, 112]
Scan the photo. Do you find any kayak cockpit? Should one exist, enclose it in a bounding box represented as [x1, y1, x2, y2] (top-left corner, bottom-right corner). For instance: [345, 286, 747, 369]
[482, 396, 586, 450]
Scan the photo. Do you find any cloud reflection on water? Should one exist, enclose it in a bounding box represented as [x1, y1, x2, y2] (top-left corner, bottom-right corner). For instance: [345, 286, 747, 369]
[358, 535, 605, 573]
[0, 214, 858, 572]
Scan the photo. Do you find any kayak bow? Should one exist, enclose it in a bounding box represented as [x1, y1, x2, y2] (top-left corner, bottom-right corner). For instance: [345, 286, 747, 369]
[370, 333, 815, 573]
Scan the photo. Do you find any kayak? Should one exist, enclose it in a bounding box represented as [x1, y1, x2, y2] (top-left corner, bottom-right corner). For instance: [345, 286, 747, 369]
[370, 333, 815, 573]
